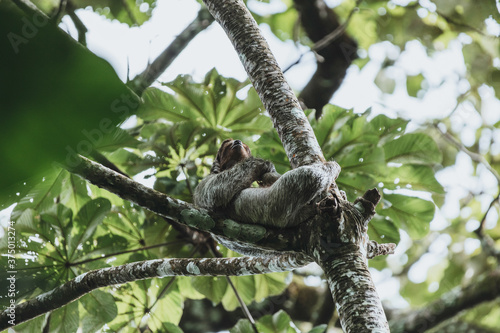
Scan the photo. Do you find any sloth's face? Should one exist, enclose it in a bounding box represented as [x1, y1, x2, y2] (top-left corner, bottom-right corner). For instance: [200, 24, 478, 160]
[217, 139, 252, 171]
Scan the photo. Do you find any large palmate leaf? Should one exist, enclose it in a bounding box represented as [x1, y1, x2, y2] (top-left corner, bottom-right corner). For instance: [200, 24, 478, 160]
[138, 69, 272, 136]
[377, 194, 435, 238]
[384, 133, 442, 165]
[306, 105, 442, 239]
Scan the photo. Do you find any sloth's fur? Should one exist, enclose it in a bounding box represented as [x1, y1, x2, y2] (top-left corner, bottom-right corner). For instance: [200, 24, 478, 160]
[194, 139, 338, 228]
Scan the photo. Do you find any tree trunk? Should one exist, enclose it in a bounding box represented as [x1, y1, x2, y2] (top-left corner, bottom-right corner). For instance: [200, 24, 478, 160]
[202, 0, 391, 331]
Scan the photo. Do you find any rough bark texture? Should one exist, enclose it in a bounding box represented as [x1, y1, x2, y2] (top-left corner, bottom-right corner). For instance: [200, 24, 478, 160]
[304, 190, 390, 332]
[321, 245, 388, 332]
[0, 255, 307, 330]
[68, 155, 314, 258]
[203, 0, 325, 168]
[294, 0, 358, 119]
[129, 7, 214, 95]
[202, 1, 393, 332]
[390, 269, 500, 333]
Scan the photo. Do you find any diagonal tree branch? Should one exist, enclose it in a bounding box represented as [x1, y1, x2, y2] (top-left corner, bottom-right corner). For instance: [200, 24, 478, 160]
[128, 7, 214, 96]
[433, 123, 500, 183]
[67, 155, 315, 258]
[203, 0, 325, 168]
[202, 1, 393, 331]
[0, 255, 306, 330]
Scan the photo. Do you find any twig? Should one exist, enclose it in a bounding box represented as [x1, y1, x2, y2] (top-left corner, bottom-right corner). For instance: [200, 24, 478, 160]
[390, 270, 500, 333]
[66, 3, 87, 46]
[474, 192, 500, 260]
[226, 277, 259, 333]
[209, 247, 259, 333]
[283, 3, 359, 74]
[312, 5, 359, 53]
[433, 124, 500, 183]
[434, 124, 500, 260]
[436, 10, 489, 37]
[52, 0, 67, 23]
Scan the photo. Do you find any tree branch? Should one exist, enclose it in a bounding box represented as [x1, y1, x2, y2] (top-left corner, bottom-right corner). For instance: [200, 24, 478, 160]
[321, 245, 389, 331]
[202, 0, 325, 168]
[390, 269, 500, 333]
[0, 255, 306, 330]
[67, 155, 314, 258]
[433, 123, 500, 183]
[128, 7, 214, 95]
[66, 2, 87, 46]
[202, 2, 394, 331]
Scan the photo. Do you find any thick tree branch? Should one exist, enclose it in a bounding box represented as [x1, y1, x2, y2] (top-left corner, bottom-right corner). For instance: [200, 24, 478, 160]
[128, 7, 214, 95]
[321, 246, 389, 331]
[67, 155, 314, 258]
[203, 0, 325, 168]
[309, 189, 391, 331]
[0, 255, 306, 330]
[202, 2, 394, 331]
[390, 269, 500, 333]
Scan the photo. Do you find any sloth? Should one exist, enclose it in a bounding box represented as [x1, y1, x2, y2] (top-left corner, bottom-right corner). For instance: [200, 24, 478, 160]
[194, 139, 339, 228]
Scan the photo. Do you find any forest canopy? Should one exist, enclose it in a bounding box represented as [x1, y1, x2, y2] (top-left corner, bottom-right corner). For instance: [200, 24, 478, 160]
[1, 0, 499, 332]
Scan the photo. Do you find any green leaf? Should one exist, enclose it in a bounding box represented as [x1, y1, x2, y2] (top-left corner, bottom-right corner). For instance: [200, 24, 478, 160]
[50, 300, 79, 333]
[10, 170, 66, 221]
[254, 273, 289, 302]
[0, 4, 135, 192]
[382, 165, 444, 194]
[191, 276, 228, 304]
[256, 310, 298, 333]
[177, 277, 205, 300]
[384, 133, 442, 165]
[230, 319, 255, 333]
[71, 0, 155, 26]
[255, 130, 289, 173]
[308, 324, 328, 333]
[139, 70, 271, 136]
[39, 204, 74, 243]
[68, 198, 111, 259]
[310, 104, 354, 148]
[368, 114, 408, 145]
[91, 127, 139, 152]
[377, 194, 435, 238]
[336, 145, 386, 174]
[368, 215, 401, 244]
[149, 286, 184, 328]
[222, 276, 256, 311]
[80, 290, 118, 323]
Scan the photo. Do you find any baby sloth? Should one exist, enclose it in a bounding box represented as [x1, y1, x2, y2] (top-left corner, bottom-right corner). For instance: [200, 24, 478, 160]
[194, 139, 339, 228]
